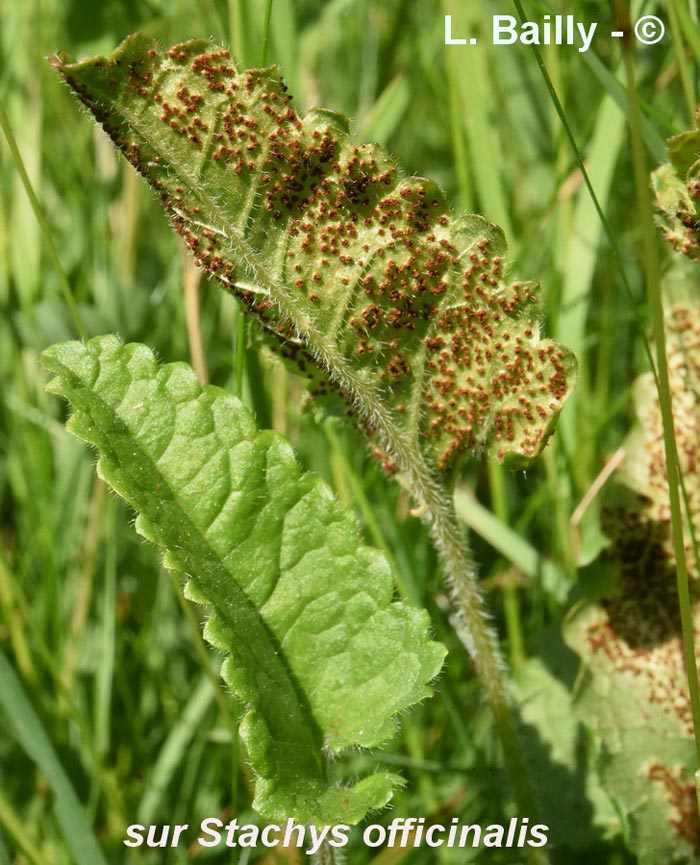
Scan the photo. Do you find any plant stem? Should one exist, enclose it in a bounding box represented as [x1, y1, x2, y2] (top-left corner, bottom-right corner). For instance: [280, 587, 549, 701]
[212, 239, 543, 846]
[488, 460, 525, 667]
[180, 239, 209, 385]
[260, 0, 274, 66]
[623, 49, 700, 770]
[0, 785, 46, 865]
[667, 0, 696, 122]
[260, 312, 543, 851]
[404, 456, 547, 865]
[510, 0, 657, 382]
[311, 838, 341, 865]
[412, 459, 535, 811]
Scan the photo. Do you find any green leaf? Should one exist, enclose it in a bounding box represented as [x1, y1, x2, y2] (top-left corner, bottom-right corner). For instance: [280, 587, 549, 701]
[51, 34, 575, 472]
[41, 335, 445, 826]
[514, 651, 619, 852]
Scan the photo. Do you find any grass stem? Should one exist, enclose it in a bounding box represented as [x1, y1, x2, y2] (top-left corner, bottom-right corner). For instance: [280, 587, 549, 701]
[180, 240, 209, 385]
[0, 94, 87, 341]
[510, 0, 657, 381]
[260, 0, 274, 66]
[488, 461, 525, 666]
[668, 0, 696, 122]
[0, 785, 47, 865]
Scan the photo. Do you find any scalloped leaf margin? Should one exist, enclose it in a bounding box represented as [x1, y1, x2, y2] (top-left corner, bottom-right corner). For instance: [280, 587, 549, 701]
[51, 34, 575, 472]
[42, 335, 445, 826]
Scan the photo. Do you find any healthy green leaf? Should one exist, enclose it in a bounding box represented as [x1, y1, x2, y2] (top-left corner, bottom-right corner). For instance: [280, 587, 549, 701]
[41, 335, 445, 825]
[564, 300, 700, 863]
[51, 34, 575, 472]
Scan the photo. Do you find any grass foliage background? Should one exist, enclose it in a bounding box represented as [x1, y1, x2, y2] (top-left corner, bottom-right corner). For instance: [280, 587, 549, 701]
[0, 0, 695, 862]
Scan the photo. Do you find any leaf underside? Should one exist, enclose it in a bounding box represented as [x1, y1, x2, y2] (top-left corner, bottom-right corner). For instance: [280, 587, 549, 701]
[565, 300, 700, 863]
[583, 119, 700, 861]
[42, 335, 445, 825]
[52, 34, 575, 472]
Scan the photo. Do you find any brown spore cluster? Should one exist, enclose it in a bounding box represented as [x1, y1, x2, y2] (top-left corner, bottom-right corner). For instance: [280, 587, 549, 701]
[655, 125, 700, 260]
[582, 303, 700, 829]
[647, 762, 700, 855]
[56, 36, 574, 473]
[585, 525, 695, 734]
[667, 208, 700, 259]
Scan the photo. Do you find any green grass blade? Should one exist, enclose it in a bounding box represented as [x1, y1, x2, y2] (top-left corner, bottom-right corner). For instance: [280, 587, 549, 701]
[453, 486, 568, 602]
[443, 0, 513, 237]
[0, 787, 44, 865]
[357, 75, 410, 145]
[0, 653, 109, 865]
[557, 94, 625, 451]
[581, 52, 667, 163]
[138, 676, 215, 825]
[0, 95, 87, 340]
[669, 0, 700, 83]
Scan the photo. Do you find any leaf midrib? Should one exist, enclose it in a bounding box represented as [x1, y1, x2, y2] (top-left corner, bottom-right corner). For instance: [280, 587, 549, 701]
[59, 354, 325, 780]
[63, 47, 412, 447]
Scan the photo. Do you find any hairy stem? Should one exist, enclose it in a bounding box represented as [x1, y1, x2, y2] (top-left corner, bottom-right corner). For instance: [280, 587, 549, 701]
[300, 351, 538, 823]
[254, 293, 544, 849]
[293, 325, 541, 830]
[221, 232, 541, 830]
[410, 455, 537, 820]
[311, 839, 341, 865]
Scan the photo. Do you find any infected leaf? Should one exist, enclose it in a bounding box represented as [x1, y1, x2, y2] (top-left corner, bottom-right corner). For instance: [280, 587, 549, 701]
[653, 119, 700, 259]
[565, 300, 700, 863]
[51, 34, 575, 473]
